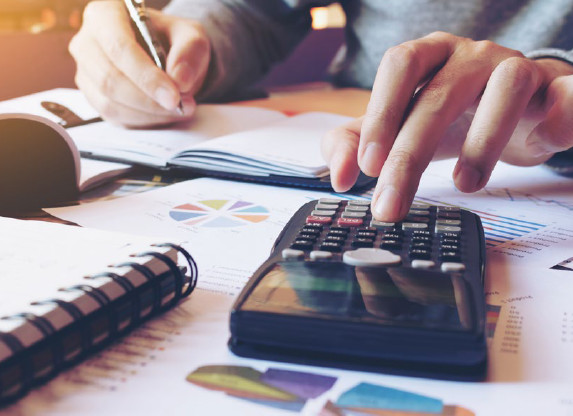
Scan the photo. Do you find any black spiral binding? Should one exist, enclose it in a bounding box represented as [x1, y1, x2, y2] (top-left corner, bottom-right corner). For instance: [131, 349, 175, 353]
[0, 313, 61, 395]
[86, 272, 141, 330]
[154, 243, 198, 297]
[113, 262, 162, 315]
[0, 243, 197, 404]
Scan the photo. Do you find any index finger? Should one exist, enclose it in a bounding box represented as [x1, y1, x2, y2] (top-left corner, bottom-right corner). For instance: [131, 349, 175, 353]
[84, 2, 181, 111]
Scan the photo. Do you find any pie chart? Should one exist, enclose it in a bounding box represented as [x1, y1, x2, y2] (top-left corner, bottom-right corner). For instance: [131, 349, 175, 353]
[169, 199, 270, 228]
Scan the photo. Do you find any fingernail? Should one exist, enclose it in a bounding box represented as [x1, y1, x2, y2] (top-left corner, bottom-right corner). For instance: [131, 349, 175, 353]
[456, 163, 482, 192]
[360, 142, 382, 175]
[373, 186, 402, 221]
[173, 62, 194, 92]
[155, 86, 178, 111]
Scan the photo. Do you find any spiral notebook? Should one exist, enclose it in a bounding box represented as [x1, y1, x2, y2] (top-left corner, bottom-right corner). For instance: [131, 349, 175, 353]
[0, 217, 197, 403]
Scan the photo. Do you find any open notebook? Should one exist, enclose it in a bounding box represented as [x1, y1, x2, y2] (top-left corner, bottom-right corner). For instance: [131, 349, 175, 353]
[0, 217, 197, 403]
[0, 89, 375, 190]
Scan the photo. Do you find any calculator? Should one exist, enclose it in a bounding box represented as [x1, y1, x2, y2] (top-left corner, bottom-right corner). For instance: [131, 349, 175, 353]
[229, 198, 487, 381]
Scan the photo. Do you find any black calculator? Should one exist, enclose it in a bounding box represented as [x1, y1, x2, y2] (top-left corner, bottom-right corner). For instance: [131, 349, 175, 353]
[229, 198, 487, 381]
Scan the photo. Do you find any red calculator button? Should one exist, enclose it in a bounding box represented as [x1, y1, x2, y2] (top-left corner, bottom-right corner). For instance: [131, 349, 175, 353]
[306, 215, 332, 225]
[337, 218, 363, 227]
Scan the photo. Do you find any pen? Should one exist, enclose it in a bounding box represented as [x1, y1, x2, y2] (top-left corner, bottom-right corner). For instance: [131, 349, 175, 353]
[123, 0, 184, 115]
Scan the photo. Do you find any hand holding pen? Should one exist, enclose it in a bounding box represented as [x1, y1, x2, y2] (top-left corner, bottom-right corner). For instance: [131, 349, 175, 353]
[69, 0, 211, 127]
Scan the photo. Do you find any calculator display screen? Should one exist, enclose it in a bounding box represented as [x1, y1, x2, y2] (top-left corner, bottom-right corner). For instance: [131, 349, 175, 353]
[242, 262, 474, 331]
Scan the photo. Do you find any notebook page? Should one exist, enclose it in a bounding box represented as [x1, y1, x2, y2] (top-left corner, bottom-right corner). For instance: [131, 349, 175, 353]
[0, 217, 173, 318]
[69, 105, 288, 167]
[174, 112, 353, 176]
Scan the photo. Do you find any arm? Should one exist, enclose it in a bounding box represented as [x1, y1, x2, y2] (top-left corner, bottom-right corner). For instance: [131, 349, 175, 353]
[164, 0, 335, 102]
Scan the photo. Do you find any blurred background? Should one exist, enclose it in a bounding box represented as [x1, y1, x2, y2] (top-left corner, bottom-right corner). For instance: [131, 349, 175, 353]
[0, 0, 345, 101]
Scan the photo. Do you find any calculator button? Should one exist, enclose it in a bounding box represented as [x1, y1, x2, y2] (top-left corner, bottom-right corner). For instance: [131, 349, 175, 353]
[410, 203, 431, 209]
[439, 244, 459, 251]
[408, 209, 430, 216]
[412, 235, 431, 243]
[402, 222, 428, 230]
[324, 235, 346, 243]
[436, 219, 461, 226]
[337, 218, 364, 227]
[412, 230, 431, 237]
[439, 232, 460, 240]
[311, 209, 337, 217]
[435, 224, 461, 234]
[380, 239, 402, 250]
[357, 231, 377, 239]
[345, 205, 369, 212]
[319, 242, 343, 252]
[437, 212, 461, 220]
[342, 211, 367, 219]
[290, 240, 314, 250]
[409, 248, 432, 260]
[347, 200, 371, 206]
[441, 262, 466, 272]
[381, 232, 403, 240]
[410, 241, 431, 249]
[318, 198, 342, 205]
[440, 251, 462, 262]
[440, 238, 460, 245]
[306, 215, 332, 225]
[404, 215, 430, 223]
[351, 238, 375, 248]
[315, 203, 339, 211]
[327, 230, 348, 238]
[343, 248, 402, 267]
[310, 251, 334, 260]
[370, 220, 396, 229]
[437, 206, 461, 212]
[302, 224, 322, 233]
[282, 249, 305, 260]
[297, 233, 318, 241]
[411, 260, 436, 269]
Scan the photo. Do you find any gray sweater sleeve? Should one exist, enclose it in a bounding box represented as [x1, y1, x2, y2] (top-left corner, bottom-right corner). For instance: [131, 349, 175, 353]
[163, 0, 334, 101]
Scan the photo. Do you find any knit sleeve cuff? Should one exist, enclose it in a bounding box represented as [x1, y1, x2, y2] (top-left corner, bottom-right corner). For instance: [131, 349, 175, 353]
[526, 48, 573, 67]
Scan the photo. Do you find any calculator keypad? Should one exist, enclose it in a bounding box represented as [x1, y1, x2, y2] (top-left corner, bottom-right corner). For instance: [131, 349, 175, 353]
[285, 199, 467, 271]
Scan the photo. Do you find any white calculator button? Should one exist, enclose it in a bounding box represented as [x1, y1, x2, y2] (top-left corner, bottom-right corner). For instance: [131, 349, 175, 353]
[402, 222, 428, 230]
[315, 203, 338, 210]
[342, 211, 367, 219]
[408, 209, 430, 216]
[441, 262, 466, 272]
[311, 209, 337, 217]
[346, 205, 369, 212]
[318, 198, 342, 205]
[436, 219, 461, 226]
[370, 220, 395, 229]
[435, 224, 462, 234]
[411, 202, 431, 209]
[411, 260, 436, 269]
[282, 249, 305, 260]
[348, 200, 371, 206]
[310, 251, 334, 260]
[343, 248, 402, 267]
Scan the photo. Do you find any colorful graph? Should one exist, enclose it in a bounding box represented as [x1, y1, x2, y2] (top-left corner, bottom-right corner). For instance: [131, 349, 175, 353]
[487, 304, 502, 343]
[415, 197, 547, 248]
[186, 365, 336, 412]
[169, 200, 270, 228]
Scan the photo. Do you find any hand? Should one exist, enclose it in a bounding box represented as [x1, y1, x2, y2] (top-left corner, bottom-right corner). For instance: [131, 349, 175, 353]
[69, 1, 210, 128]
[322, 31, 573, 221]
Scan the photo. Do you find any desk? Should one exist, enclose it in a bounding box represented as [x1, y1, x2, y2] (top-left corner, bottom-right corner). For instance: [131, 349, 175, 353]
[6, 87, 573, 415]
